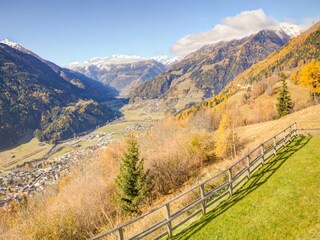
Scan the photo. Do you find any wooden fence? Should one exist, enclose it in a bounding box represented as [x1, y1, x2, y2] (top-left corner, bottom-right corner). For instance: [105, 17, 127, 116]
[90, 121, 320, 240]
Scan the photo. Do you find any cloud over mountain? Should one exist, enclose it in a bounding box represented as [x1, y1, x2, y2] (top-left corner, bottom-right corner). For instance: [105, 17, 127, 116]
[171, 9, 304, 56]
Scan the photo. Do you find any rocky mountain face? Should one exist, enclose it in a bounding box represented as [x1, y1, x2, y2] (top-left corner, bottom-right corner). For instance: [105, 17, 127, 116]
[130, 29, 292, 112]
[0, 43, 118, 147]
[69, 59, 166, 96]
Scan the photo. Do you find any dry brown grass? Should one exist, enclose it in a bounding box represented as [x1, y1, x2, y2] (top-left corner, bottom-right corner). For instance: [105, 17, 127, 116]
[237, 104, 320, 151]
[0, 149, 125, 240]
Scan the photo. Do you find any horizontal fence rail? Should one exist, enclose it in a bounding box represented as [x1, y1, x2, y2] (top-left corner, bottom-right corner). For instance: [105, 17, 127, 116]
[90, 121, 320, 240]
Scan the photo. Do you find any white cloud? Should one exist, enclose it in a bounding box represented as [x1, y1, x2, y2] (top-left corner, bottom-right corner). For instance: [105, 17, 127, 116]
[171, 9, 304, 56]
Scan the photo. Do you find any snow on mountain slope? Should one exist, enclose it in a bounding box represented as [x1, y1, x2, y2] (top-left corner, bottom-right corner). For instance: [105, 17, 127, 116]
[1, 39, 39, 57]
[1, 39, 21, 49]
[68, 54, 182, 68]
[273, 22, 302, 38]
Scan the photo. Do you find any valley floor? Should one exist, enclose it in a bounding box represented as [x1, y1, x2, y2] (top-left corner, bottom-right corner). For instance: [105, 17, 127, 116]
[0, 102, 165, 206]
[172, 136, 320, 240]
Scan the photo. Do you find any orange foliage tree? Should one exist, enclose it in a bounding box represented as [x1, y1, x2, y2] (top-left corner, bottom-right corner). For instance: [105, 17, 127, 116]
[299, 59, 320, 103]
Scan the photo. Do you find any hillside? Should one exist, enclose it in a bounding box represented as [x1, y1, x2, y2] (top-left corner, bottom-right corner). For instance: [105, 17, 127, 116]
[222, 21, 320, 96]
[130, 29, 291, 112]
[179, 21, 320, 120]
[173, 136, 320, 239]
[0, 39, 118, 102]
[0, 43, 117, 146]
[1, 99, 319, 239]
[68, 59, 166, 96]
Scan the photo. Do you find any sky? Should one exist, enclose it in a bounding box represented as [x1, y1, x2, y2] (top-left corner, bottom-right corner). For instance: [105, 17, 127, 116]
[0, 0, 319, 65]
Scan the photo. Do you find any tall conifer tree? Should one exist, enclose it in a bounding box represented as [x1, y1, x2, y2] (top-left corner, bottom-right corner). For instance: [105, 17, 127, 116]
[277, 75, 293, 118]
[116, 135, 152, 215]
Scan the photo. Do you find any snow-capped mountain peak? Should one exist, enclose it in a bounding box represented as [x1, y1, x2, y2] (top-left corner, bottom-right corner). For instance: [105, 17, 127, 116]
[273, 23, 302, 38]
[1, 39, 23, 50]
[151, 55, 182, 66]
[68, 55, 182, 68]
[1, 38, 44, 62]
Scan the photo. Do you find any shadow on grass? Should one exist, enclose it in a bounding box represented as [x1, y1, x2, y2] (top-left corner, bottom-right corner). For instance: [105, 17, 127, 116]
[171, 136, 311, 240]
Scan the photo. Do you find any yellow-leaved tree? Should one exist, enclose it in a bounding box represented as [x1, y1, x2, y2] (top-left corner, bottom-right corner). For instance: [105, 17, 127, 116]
[290, 69, 300, 85]
[299, 59, 320, 103]
[214, 113, 239, 159]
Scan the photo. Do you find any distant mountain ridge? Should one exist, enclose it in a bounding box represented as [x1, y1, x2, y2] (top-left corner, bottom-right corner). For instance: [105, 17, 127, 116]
[0, 42, 118, 147]
[68, 54, 182, 67]
[1, 39, 118, 101]
[130, 29, 293, 112]
[69, 59, 167, 96]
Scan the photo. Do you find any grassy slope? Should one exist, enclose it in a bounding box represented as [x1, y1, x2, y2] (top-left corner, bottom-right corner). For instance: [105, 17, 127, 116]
[237, 105, 320, 151]
[226, 80, 311, 123]
[172, 136, 320, 240]
[0, 132, 53, 170]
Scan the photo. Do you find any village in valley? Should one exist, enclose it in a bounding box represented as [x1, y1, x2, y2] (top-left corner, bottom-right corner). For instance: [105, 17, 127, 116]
[0, 123, 149, 208]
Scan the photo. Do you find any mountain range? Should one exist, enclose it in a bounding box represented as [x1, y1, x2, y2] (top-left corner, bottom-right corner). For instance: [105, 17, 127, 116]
[0, 22, 315, 147]
[0, 41, 118, 147]
[130, 29, 293, 112]
[67, 55, 181, 96]
[68, 59, 166, 96]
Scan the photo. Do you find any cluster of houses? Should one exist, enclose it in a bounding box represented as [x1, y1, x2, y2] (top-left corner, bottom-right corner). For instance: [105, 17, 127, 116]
[123, 124, 146, 134]
[0, 122, 153, 209]
[0, 146, 97, 208]
[85, 132, 113, 147]
[0, 166, 61, 207]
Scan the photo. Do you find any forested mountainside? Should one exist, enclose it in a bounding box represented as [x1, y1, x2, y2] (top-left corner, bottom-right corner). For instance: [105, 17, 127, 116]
[221, 21, 320, 96]
[179, 21, 320, 119]
[0, 43, 117, 146]
[130, 29, 291, 109]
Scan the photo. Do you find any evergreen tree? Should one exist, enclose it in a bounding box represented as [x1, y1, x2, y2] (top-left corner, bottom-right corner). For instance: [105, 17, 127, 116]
[276, 75, 294, 118]
[115, 135, 153, 215]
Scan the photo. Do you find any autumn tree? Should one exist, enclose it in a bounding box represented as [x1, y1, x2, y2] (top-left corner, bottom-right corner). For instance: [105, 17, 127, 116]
[290, 69, 300, 85]
[115, 135, 153, 215]
[299, 59, 320, 103]
[276, 75, 294, 118]
[214, 113, 239, 159]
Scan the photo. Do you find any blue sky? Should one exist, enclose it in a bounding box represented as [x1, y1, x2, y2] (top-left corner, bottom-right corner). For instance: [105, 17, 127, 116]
[0, 0, 319, 65]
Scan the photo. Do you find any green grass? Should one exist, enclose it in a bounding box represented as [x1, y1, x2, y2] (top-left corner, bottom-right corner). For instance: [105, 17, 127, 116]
[47, 146, 74, 160]
[172, 136, 320, 240]
[47, 140, 95, 161]
[93, 105, 165, 139]
[0, 136, 52, 170]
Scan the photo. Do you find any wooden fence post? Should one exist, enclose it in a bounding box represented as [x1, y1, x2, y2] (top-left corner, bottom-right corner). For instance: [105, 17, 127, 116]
[273, 137, 276, 155]
[283, 130, 286, 145]
[199, 183, 206, 215]
[246, 155, 250, 178]
[289, 125, 292, 139]
[165, 203, 172, 237]
[294, 122, 297, 136]
[261, 144, 264, 164]
[118, 228, 124, 240]
[228, 168, 233, 195]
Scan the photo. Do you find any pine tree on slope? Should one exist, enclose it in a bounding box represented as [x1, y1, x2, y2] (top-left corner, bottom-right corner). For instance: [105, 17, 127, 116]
[115, 135, 153, 215]
[277, 75, 294, 118]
